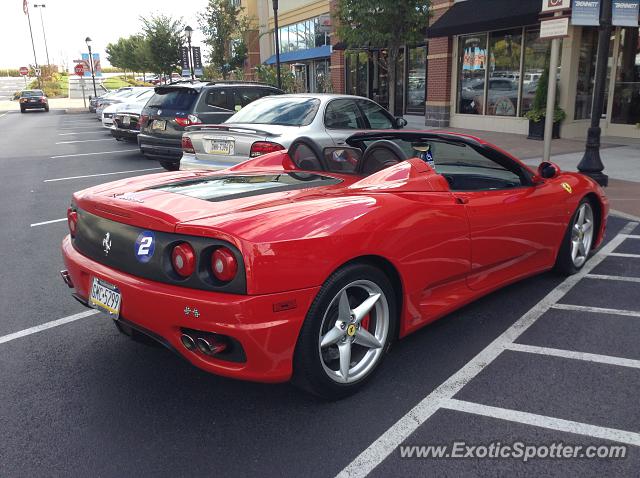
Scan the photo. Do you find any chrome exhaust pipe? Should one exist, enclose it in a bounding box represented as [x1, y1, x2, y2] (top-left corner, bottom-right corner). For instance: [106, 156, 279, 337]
[60, 270, 74, 288]
[180, 334, 196, 351]
[196, 337, 226, 356]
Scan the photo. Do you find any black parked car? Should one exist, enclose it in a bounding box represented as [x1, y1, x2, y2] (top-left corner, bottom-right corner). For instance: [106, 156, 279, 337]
[19, 90, 49, 113]
[137, 81, 284, 170]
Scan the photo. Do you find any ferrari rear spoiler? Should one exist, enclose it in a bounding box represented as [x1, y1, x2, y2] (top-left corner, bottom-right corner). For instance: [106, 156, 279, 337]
[185, 124, 281, 137]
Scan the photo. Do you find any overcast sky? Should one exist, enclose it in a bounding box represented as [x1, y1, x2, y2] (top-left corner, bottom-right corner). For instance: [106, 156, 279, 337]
[0, 0, 209, 70]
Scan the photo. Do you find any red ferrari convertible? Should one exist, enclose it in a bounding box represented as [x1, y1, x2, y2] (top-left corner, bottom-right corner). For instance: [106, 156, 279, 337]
[61, 131, 608, 399]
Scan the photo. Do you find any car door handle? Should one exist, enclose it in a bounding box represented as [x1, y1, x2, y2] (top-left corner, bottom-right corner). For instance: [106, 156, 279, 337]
[454, 196, 469, 205]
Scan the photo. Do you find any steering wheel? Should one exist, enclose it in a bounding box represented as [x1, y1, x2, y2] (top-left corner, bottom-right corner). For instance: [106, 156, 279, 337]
[358, 140, 410, 175]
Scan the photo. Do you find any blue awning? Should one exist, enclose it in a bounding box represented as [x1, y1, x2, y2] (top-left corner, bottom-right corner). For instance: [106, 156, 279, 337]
[264, 45, 332, 65]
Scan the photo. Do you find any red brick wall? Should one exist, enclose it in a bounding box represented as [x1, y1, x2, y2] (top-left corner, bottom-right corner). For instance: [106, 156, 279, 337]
[329, 0, 345, 93]
[243, 29, 260, 81]
[426, 0, 454, 105]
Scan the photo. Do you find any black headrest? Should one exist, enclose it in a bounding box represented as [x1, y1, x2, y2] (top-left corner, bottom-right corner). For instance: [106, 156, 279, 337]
[359, 140, 409, 175]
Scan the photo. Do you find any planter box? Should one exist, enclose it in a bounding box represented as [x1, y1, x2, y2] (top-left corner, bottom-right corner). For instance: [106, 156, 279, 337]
[527, 119, 561, 140]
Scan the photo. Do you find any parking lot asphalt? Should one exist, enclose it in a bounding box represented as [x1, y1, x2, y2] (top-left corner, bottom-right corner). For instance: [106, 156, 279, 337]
[0, 110, 638, 477]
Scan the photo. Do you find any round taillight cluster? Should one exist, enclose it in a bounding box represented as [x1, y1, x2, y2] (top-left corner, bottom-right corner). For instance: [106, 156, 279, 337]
[67, 208, 78, 237]
[171, 243, 196, 278]
[212, 247, 238, 282]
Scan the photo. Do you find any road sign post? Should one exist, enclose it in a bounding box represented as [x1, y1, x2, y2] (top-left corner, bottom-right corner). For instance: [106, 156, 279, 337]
[75, 64, 87, 107]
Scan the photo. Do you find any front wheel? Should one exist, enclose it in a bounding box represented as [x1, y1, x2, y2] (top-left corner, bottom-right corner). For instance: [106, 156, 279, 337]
[159, 160, 179, 171]
[554, 199, 595, 275]
[293, 263, 397, 400]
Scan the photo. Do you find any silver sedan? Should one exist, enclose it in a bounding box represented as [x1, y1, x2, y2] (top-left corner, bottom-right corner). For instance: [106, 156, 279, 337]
[180, 94, 407, 171]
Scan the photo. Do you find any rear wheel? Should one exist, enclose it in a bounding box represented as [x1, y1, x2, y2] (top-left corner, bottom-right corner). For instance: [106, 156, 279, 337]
[554, 199, 595, 275]
[293, 263, 397, 400]
[159, 160, 179, 171]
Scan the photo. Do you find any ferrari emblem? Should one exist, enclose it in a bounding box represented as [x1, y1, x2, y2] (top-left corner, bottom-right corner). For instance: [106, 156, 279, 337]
[347, 324, 356, 336]
[562, 182, 572, 194]
[102, 232, 112, 255]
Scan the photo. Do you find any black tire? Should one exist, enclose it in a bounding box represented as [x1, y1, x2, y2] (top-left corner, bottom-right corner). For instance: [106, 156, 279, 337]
[159, 160, 180, 171]
[44, 106, 49, 112]
[293, 263, 397, 400]
[20, 107, 25, 113]
[554, 198, 596, 276]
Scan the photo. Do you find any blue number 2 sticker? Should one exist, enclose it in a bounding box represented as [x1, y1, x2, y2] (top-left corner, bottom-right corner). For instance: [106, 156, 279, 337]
[135, 231, 155, 263]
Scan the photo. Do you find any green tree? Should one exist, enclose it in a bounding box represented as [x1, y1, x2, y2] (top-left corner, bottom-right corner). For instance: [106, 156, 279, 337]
[335, 0, 430, 114]
[198, 0, 250, 79]
[141, 14, 184, 80]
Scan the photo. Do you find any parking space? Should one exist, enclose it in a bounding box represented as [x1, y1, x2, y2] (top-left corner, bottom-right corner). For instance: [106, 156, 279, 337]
[0, 110, 639, 477]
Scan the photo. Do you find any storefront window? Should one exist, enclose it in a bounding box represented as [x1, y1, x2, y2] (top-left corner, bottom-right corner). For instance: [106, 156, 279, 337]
[486, 29, 522, 116]
[520, 27, 553, 116]
[457, 34, 488, 115]
[278, 16, 329, 53]
[575, 28, 614, 120]
[406, 46, 427, 114]
[611, 27, 640, 125]
[345, 52, 368, 97]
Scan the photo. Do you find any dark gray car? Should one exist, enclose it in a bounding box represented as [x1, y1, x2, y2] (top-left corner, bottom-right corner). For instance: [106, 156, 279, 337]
[137, 81, 284, 170]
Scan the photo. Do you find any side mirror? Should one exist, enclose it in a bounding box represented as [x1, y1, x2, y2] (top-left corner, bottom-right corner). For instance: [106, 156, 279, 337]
[537, 161, 559, 179]
[395, 117, 408, 129]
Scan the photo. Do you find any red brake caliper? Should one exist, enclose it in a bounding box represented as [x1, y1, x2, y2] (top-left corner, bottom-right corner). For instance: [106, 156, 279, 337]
[361, 314, 370, 331]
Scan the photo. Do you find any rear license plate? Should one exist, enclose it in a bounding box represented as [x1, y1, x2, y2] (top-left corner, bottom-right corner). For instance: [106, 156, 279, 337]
[123, 116, 131, 126]
[205, 139, 234, 155]
[89, 277, 121, 318]
[152, 119, 166, 131]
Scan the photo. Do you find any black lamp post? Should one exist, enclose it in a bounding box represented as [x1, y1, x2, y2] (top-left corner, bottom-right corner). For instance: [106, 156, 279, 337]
[85, 36, 98, 97]
[273, 0, 282, 89]
[33, 4, 50, 66]
[577, 0, 611, 187]
[185, 25, 195, 80]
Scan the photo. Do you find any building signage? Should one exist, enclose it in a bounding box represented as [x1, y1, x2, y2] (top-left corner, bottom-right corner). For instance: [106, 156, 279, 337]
[541, 0, 571, 12]
[192, 47, 203, 77]
[180, 46, 190, 76]
[571, 0, 601, 25]
[540, 16, 571, 38]
[612, 0, 640, 26]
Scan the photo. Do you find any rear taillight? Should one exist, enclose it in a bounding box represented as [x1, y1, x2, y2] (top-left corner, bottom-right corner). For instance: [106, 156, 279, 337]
[175, 114, 202, 127]
[40, 97, 46, 103]
[67, 208, 78, 237]
[182, 135, 195, 154]
[211, 247, 238, 282]
[250, 141, 285, 158]
[139, 114, 149, 128]
[171, 243, 196, 278]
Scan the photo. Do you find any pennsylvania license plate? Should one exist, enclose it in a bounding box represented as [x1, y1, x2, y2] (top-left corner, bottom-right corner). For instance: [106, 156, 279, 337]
[152, 119, 166, 131]
[205, 139, 234, 155]
[89, 277, 121, 318]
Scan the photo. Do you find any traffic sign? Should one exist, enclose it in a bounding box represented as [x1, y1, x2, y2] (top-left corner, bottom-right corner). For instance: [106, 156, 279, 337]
[74, 64, 85, 77]
[35, 68, 41, 77]
[19, 66, 29, 76]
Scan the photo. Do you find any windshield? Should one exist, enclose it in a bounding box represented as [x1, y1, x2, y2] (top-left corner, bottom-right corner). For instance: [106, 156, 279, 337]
[226, 97, 320, 126]
[146, 88, 199, 110]
[21, 90, 44, 97]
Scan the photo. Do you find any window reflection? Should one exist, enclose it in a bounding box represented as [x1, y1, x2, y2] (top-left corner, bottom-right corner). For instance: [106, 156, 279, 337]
[487, 29, 522, 117]
[457, 34, 488, 115]
[612, 27, 640, 125]
[278, 16, 329, 53]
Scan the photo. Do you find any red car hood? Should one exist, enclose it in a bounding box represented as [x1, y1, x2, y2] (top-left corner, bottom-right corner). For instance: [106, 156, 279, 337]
[74, 169, 360, 234]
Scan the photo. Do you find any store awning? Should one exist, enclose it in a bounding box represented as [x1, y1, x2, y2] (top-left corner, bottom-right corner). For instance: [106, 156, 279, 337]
[264, 45, 332, 65]
[427, 0, 541, 38]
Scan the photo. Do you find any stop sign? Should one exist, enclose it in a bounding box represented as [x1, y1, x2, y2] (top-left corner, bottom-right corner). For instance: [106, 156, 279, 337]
[19, 66, 29, 76]
[74, 64, 85, 77]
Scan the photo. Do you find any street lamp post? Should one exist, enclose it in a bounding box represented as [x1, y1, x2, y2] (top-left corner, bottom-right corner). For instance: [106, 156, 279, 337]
[33, 4, 51, 66]
[185, 26, 195, 80]
[24, 3, 41, 88]
[85, 36, 98, 97]
[273, 0, 282, 90]
[577, 0, 611, 187]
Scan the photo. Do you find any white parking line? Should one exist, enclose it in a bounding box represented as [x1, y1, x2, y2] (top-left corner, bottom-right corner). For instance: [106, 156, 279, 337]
[587, 273, 640, 283]
[506, 342, 640, 370]
[0, 310, 98, 345]
[30, 218, 67, 227]
[336, 221, 638, 478]
[51, 149, 139, 159]
[551, 303, 640, 317]
[443, 399, 640, 447]
[624, 235, 640, 240]
[609, 253, 640, 259]
[59, 131, 107, 136]
[55, 138, 113, 144]
[44, 168, 162, 182]
[58, 125, 106, 130]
